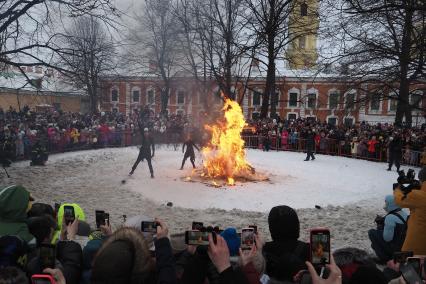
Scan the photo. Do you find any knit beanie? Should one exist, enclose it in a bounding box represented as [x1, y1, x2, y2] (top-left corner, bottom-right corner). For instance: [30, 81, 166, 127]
[220, 228, 241, 256]
[268, 205, 300, 241]
[91, 240, 134, 283]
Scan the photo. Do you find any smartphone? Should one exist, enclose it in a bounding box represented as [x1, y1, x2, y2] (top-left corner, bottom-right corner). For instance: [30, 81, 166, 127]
[95, 210, 105, 228]
[31, 275, 56, 284]
[192, 221, 204, 231]
[39, 244, 55, 270]
[406, 257, 422, 276]
[401, 263, 422, 284]
[185, 230, 209, 246]
[241, 228, 255, 250]
[141, 221, 158, 233]
[63, 205, 75, 225]
[394, 251, 414, 263]
[310, 228, 331, 265]
[249, 225, 258, 234]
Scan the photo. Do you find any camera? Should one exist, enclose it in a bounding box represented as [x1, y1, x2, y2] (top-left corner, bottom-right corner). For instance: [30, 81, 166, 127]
[397, 169, 421, 199]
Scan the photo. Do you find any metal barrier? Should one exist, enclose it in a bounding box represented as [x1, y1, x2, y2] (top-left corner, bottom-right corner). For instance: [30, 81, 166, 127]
[242, 135, 424, 168]
[8, 131, 424, 168]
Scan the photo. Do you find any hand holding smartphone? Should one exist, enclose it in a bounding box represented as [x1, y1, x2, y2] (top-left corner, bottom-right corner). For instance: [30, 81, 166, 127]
[241, 228, 255, 250]
[63, 206, 75, 226]
[310, 228, 331, 265]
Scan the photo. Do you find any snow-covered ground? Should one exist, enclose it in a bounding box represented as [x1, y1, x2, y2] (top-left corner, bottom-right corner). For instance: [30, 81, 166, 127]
[4, 146, 416, 252]
[123, 147, 402, 211]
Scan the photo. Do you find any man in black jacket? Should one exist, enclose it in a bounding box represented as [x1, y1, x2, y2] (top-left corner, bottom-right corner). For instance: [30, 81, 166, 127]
[180, 136, 200, 170]
[387, 134, 402, 171]
[304, 129, 316, 161]
[129, 128, 155, 178]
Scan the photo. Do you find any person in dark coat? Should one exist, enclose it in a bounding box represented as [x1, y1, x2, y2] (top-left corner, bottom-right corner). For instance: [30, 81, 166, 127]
[263, 205, 310, 282]
[129, 128, 155, 178]
[30, 141, 48, 166]
[180, 135, 200, 170]
[387, 134, 402, 171]
[304, 129, 316, 161]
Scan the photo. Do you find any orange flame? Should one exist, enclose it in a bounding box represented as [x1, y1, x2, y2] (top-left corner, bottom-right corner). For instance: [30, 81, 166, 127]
[202, 98, 251, 185]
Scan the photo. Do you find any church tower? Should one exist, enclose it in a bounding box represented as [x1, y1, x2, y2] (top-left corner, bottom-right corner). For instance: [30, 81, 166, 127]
[286, 0, 319, 69]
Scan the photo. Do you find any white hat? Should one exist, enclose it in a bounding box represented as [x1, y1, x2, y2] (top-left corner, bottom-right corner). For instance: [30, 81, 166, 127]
[144, 128, 149, 132]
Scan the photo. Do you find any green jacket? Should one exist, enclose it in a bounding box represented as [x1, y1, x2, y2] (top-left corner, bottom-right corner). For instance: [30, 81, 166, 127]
[0, 185, 35, 245]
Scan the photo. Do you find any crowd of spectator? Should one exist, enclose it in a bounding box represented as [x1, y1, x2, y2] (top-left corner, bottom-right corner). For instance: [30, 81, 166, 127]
[1, 105, 425, 168]
[0, 166, 425, 284]
[243, 117, 426, 167]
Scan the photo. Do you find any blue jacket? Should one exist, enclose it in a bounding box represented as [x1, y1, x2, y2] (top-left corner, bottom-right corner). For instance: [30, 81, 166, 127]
[383, 195, 408, 242]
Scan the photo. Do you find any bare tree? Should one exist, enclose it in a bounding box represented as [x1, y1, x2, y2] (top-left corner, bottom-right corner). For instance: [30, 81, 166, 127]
[322, 0, 425, 126]
[61, 16, 116, 113]
[0, 0, 119, 82]
[126, 0, 180, 116]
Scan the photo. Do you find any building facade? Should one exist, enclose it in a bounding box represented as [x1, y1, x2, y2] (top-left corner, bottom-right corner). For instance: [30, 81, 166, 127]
[99, 76, 426, 126]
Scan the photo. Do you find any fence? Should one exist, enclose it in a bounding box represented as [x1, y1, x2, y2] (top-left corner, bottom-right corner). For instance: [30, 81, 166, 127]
[6, 130, 424, 168]
[242, 135, 424, 168]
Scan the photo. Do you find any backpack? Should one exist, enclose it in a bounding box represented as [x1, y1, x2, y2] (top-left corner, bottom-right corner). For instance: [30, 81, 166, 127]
[386, 210, 408, 248]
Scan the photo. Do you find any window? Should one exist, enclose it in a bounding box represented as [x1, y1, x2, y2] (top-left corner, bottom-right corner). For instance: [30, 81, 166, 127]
[345, 93, 355, 110]
[344, 118, 354, 127]
[389, 94, 397, 112]
[132, 90, 140, 103]
[177, 90, 185, 104]
[329, 93, 339, 109]
[307, 93, 316, 108]
[253, 90, 261, 106]
[370, 93, 381, 111]
[327, 117, 337, 126]
[301, 3, 308, 16]
[411, 93, 422, 108]
[288, 113, 297, 120]
[111, 89, 118, 102]
[147, 89, 154, 104]
[299, 36, 306, 49]
[289, 92, 298, 107]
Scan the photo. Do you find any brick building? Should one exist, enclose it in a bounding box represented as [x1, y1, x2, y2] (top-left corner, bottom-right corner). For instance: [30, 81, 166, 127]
[99, 75, 425, 126]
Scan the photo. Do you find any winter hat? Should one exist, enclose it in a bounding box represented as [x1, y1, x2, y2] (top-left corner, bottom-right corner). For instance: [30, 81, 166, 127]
[91, 240, 134, 283]
[268, 205, 300, 241]
[418, 166, 426, 183]
[349, 265, 387, 284]
[220, 228, 241, 256]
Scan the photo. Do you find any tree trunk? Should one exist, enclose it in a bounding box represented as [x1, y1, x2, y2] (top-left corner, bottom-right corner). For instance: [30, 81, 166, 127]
[161, 85, 170, 117]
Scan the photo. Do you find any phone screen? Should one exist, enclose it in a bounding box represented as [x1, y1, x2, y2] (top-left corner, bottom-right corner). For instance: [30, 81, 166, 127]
[311, 230, 330, 265]
[141, 221, 157, 233]
[95, 210, 105, 228]
[401, 263, 422, 283]
[241, 228, 255, 250]
[63, 206, 75, 225]
[249, 225, 258, 234]
[185, 231, 209, 246]
[39, 245, 55, 270]
[406, 258, 421, 276]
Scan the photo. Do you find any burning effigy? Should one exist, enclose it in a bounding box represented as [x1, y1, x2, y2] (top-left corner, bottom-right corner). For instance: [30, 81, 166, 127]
[184, 98, 268, 187]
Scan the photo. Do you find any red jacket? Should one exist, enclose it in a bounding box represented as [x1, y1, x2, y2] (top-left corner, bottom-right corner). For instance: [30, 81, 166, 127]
[367, 140, 378, 153]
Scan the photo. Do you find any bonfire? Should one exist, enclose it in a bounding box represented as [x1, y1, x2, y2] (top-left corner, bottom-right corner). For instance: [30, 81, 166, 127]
[185, 98, 268, 187]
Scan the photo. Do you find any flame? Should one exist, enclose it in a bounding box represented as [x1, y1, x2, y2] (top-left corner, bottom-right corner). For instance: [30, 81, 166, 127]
[202, 98, 251, 185]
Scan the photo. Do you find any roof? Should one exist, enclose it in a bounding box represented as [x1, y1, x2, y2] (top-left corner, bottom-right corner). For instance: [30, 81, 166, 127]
[0, 71, 87, 97]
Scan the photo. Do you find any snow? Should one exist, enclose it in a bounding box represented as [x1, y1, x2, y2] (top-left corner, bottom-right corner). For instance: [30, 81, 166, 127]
[101, 147, 405, 211]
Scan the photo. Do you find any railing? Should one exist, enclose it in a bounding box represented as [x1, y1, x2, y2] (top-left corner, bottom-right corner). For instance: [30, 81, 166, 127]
[6, 131, 424, 168]
[242, 135, 424, 168]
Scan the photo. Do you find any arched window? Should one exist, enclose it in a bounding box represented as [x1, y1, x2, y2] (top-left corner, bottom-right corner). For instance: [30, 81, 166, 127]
[328, 89, 340, 109]
[146, 88, 155, 105]
[176, 90, 185, 105]
[252, 89, 262, 106]
[288, 87, 300, 107]
[306, 88, 318, 109]
[301, 3, 308, 16]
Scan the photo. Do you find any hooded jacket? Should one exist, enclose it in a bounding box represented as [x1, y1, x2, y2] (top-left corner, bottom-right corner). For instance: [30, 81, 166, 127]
[394, 181, 426, 254]
[382, 195, 408, 242]
[0, 185, 35, 245]
[51, 203, 86, 244]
